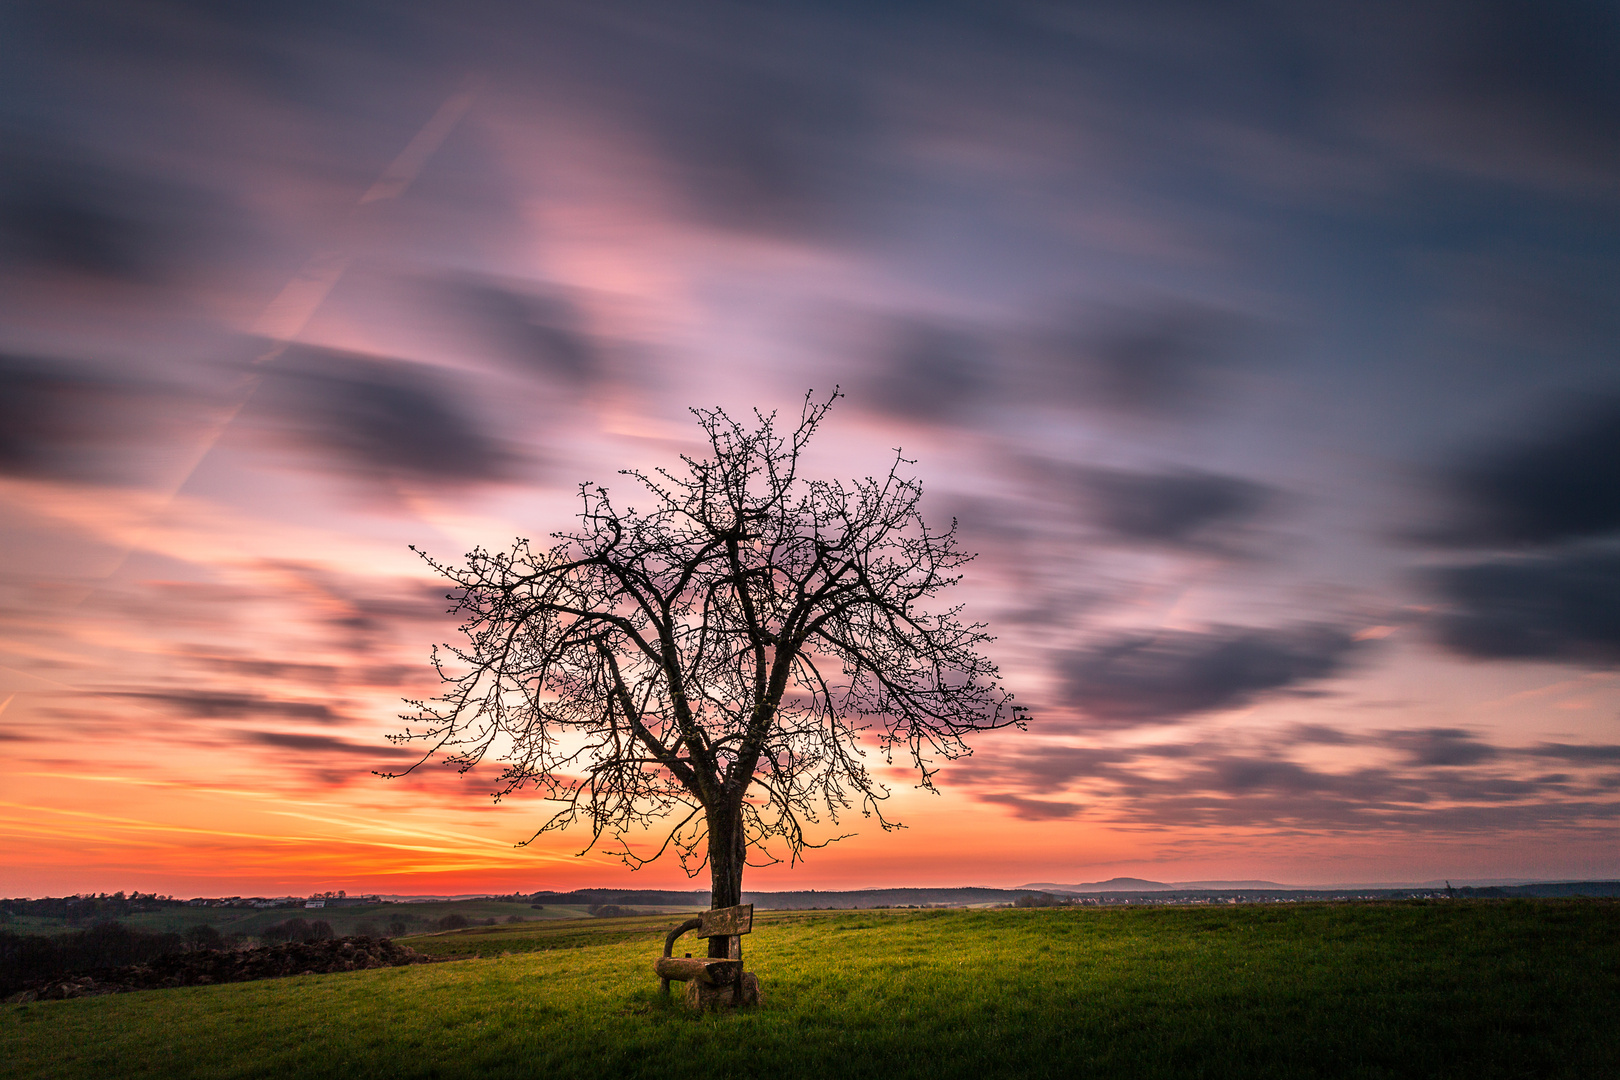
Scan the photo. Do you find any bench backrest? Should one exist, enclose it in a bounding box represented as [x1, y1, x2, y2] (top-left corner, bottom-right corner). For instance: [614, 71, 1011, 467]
[696, 904, 753, 939]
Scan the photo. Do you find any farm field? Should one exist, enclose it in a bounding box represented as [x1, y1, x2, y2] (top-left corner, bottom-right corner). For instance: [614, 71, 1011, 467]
[3, 901, 1616, 1080]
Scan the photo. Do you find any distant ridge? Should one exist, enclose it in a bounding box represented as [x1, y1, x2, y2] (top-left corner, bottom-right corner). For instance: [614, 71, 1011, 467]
[1019, 878, 1296, 892]
[1019, 878, 1176, 892]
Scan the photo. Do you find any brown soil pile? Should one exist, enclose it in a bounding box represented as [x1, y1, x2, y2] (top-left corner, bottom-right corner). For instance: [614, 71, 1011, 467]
[5, 937, 436, 1002]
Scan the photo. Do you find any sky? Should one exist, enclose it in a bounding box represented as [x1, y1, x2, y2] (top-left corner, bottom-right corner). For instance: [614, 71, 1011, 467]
[2, 0, 1618, 898]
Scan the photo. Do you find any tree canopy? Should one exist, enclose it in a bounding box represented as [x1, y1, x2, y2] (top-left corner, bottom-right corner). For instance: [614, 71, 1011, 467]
[390, 392, 1024, 908]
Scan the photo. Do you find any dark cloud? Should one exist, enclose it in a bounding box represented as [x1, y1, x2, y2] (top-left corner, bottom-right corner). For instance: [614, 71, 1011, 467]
[1423, 398, 1620, 549]
[1058, 624, 1359, 726]
[242, 730, 415, 758]
[1035, 302, 1254, 416]
[0, 175, 152, 282]
[1284, 723, 1357, 745]
[1530, 743, 1620, 763]
[0, 354, 182, 482]
[112, 691, 343, 724]
[964, 730, 1620, 833]
[973, 792, 1082, 821]
[435, 279, 603, 385]
[864, 322, 990, 423]
[1206, 756, 1345, 796]
[649, 62, 872, 238]
[255, 346, 509, 485]
[1, 151, 175, 284]
[1417, 0, 1620, 178]
[1529, 748, 1620, 764]
[183, 653, 424, 689]
[1428, 549, 1620, 665]
[1384, 727, 1499, 767]
[183, 656, 342, 685]
[1071, 466, 1274, 548]
[0, 129, 263, 290]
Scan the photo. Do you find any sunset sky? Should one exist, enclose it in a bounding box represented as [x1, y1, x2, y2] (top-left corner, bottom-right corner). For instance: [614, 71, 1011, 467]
[3, 0, 1618, 898]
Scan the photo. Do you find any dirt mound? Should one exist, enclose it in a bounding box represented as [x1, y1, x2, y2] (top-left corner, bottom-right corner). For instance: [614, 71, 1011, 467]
[5, 937, 435, 1002]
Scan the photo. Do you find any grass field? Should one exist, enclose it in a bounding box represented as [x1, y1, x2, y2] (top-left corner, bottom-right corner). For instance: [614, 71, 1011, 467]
[3, 901, 1615, 1080]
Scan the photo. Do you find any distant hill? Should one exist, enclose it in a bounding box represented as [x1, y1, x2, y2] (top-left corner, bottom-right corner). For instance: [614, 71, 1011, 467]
[1020, 878, 1178, 892]
[1172, 880, 1297, 890]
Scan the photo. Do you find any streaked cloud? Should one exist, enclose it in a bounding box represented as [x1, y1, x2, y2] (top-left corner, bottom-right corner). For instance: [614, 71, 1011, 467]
[1055, 625, 1362, 727]
[249, 345, 513, 487]
[1427, 549, 1620, 666]
[1420, 398, 1620, 549]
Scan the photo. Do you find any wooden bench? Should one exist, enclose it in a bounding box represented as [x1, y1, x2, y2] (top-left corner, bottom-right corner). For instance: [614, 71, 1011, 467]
[655, 904, 756, 1006]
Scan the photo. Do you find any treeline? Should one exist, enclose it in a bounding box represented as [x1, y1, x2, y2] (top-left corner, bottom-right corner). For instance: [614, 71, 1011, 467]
[1, 894, 183, 923]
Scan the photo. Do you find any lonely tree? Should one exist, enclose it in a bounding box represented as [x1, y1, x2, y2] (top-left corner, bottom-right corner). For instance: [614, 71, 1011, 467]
[391, 393, 1023, 936]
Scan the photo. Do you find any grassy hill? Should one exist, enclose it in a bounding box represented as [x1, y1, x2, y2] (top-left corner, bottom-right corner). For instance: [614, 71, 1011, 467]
[3, 901, 1616, 1079]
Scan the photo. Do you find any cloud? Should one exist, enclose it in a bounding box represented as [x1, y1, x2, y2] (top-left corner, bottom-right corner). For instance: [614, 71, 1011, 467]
[111, 691, 345, 724]
[181, 653, 422, 690]
[1284, 723, 1358, 745]
[0, 141, 236, 285]
[434, 279, 603, 385]
[959, 727, 1620, 835]
[974, 792, 1083, 821]
[0, 172, 152, 282]
[1033, 301, 1255, 417]
[182, 656, 343, 686]
[655, 67, 871, 239]
[241, 730, 416, 758]
[1427, 548, 1620, 665]
[1384, 727, 1499, 767]
[861, 321, 991, 423]
[253, 346, 509, 486]
[1407, 0, 1620, 184]
[1422, 397, 1620, 548]
[1057, 624, 1359, 726]
[1070, 466, 1275, 549]
[0, 354, 186, 482]
[1530, 743, 1620, 763]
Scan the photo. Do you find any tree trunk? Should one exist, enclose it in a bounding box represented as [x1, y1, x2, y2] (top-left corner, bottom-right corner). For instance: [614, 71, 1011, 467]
[706, 800, 745, 958]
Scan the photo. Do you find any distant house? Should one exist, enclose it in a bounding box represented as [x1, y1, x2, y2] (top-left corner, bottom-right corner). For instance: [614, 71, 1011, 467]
[305, 900, 325, 909]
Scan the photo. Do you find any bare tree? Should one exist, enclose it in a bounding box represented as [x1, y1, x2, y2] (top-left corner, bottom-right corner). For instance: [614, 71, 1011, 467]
[388, 391, 1024, 949]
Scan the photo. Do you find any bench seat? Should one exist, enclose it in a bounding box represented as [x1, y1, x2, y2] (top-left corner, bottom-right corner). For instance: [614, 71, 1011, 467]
[653, 956, 742, 985]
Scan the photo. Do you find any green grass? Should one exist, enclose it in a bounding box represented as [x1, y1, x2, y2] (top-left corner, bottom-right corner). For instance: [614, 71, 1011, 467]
[3, 901, 1616, 1080]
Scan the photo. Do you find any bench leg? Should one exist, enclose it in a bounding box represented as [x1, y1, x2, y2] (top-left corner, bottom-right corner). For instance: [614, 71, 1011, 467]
[682, 972, 762, 1009]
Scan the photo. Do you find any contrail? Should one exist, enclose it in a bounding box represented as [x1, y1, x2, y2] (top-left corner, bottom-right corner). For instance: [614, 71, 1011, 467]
[80, 78, 482, 595]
